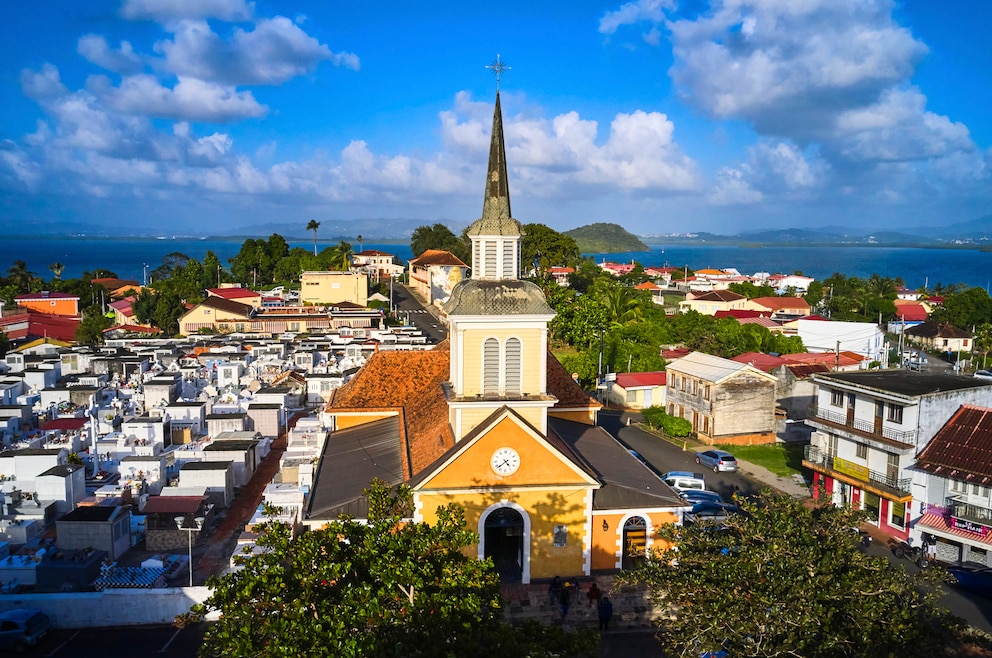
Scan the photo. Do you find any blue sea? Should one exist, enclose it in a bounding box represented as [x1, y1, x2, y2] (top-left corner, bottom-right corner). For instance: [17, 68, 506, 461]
[0, 236, 988, 291]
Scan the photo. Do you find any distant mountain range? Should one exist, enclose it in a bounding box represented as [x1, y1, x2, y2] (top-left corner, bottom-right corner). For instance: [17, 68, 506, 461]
[5, 214, 992, 248]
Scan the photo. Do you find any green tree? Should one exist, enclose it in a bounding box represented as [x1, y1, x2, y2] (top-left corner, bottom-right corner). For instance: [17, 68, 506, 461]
[6, 260, 36, 293]
[202, 250, 224, 289]
[599, 284, 643, 328]
[356, 234, 364, 252]
[189, 481, 595, 657]
[328, 240, 354, 271]
[933, 287, 992, 329]
[521, 223, 580, 276]
[307, 219, 320, 256]
[727, 281, 776, 299]
[975, 323, 992, 370]
[48, 262, 64, 281]
[803, 280, 824, 308]
[622, 492, 960, 658]
[76, 306, 112, 344]
[410, 223, 469, 262]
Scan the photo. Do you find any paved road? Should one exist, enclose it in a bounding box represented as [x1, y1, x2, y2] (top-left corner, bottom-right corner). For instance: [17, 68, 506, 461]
[598, 410, 762, 500]
[390, 282, 447, 343]
[24, 623, 208, 657]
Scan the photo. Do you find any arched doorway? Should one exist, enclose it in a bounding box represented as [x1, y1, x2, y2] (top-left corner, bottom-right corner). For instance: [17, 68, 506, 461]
[483, 506, 524, 582]
[622, 516, 648, 570]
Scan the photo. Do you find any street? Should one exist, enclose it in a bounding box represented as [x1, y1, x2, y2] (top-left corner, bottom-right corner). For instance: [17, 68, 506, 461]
[389, 281, 447, 343]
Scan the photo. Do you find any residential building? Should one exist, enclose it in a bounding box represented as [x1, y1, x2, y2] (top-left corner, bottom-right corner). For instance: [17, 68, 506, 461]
[795, 318, 885, 364]
[803, 371, 992, 541]
[744, 296, 810, 319]
[607, 372, 666, 410]
[179, 297, 254, 335]
[547, 267, 574, 287]
[678, 290, 748, 316]
[408, 250, 469, 307]
[206, 286, 263, 309]
[353, 250, 404, 280]
[665, 351, 778, 445]
[14, 291, 80, 317]
[914, 406, 992, 565]
[299, 271, 368, 307]
[905, 321, 972, 355]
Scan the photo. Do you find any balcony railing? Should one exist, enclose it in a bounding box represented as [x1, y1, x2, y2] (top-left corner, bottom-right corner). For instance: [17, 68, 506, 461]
[807, 405, 917, 446]
[803, 445, 911, 496]
[948, 499, 992, 525]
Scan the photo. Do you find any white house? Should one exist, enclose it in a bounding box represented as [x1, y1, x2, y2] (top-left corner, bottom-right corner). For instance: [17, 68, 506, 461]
[796, 319, 886, 364]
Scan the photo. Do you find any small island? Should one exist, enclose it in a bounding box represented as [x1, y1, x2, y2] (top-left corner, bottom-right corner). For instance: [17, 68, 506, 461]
[565, 222, 649, 253]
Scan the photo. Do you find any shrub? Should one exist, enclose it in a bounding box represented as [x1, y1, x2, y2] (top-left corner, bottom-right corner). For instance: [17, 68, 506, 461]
[641, 406, 692, 437]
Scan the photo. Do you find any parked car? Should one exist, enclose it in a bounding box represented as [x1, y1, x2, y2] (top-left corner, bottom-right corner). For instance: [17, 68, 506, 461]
[947, 565, 992, 598]
[679, 490, 725, 505]
[696, 449, 739, 473]
[975, 370, 992, 381]
[0, 608, 51, 652]
[684, 501, 738, 525]
[662, 471, 707, 492]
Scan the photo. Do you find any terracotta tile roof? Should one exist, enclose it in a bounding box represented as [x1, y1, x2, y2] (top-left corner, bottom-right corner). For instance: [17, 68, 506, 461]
[91, 278, 140, 291]
[410, 250, 468, 267]
[355, 250, 393, 257]
[662, 347, 693, 361]
[737, 317, 782, 329]
[547, 354, 601, 408]
[329, 346, 454, 476]
[730, 352, 786, 372]
[634, 282, 661, 291]
[916, 406, 992, 483]
[749, 296, 809, 311]
[779, 352, 863, 368]
[785, 363, 831, 378]
[714, 310, 770, 319]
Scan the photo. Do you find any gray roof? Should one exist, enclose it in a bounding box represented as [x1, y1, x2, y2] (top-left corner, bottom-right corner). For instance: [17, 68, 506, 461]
[813, 370, 992, 398]
[444, 279, 553, 316]
[204, 440, 257, 452]
[181, 460, 232, 471]
[38, 464, 83, 478]
[549, 417, 685, 510]
[306, 416, 404, 521]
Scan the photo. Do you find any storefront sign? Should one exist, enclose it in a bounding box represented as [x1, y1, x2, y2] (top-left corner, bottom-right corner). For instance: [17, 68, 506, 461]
[950, 516, 992, 536]
[832, 456, 869, 481]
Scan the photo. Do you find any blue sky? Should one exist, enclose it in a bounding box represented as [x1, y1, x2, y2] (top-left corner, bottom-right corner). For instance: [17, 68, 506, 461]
[1, 0, 990, 237]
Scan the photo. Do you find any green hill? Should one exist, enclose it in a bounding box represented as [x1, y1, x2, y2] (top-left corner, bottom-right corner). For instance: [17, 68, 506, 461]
[565, 223, 649, 253]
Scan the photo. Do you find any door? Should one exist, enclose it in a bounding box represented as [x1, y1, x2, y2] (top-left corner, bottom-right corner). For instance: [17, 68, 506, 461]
[846, 393, 856, 425]
[484, 507, 524, 583]
[874, 400, 884, 435]
[622, 516, 648, 570]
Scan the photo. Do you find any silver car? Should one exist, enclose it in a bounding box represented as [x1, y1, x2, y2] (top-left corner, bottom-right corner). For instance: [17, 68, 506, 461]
[695, 449, 739, 473]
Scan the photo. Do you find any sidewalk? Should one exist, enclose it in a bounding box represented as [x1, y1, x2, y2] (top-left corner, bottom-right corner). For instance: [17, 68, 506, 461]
[501, 575, 665, 631]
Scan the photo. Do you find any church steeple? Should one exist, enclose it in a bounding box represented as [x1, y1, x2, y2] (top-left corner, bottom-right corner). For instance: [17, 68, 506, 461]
[466, 90, 523, 280]
[482, 92, 512, 223]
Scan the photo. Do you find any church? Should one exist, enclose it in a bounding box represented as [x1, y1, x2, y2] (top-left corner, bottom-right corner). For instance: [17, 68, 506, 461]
[305, 89, 685, 583]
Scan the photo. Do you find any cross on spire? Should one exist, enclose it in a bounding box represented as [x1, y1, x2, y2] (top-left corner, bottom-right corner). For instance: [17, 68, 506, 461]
[486, 54, 510, 91]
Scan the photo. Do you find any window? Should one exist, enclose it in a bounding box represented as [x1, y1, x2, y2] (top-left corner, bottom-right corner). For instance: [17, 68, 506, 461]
[504, 338, 521, 394]
[680, 377, 686, 392]
[484, 242, 497, 278]
[974, 484, 981, 496]
[830, 389, 844, 407]
[886, 404, 904, 424]
[502, 241, 515, 278]
[626, 390, 636, 404]
[864, 492, 880, 522]
[856, 443, 868, 459]
[703, 385, 710, 401]
[890, 500, 906, 529]
[483, 338, 499, 394]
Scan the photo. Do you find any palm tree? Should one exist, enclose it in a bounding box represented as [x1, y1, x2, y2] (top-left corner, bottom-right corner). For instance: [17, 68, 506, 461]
[975, 323, 992, 370]
[356, 234, 364, 252]
[6, 260, 36, 293]
[602, 286, 642, 327]
[306, 219, 320, 256]
[330, 241, 354, 271]
[49, 262, 64, 280]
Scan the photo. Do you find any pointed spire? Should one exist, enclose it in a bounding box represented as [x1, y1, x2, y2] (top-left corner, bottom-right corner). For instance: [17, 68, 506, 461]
[482, 92, 512, 222]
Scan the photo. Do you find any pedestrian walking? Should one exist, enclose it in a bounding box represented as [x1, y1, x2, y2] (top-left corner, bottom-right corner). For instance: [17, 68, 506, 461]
[598, 596, 613, 632]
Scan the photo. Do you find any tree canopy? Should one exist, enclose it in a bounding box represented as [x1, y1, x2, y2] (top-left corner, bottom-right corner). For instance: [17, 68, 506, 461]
[190, 482, 596, 658]
[621, 492, 966, 658]
[410, 223, 469, 262]
[521, 223, 580, 274]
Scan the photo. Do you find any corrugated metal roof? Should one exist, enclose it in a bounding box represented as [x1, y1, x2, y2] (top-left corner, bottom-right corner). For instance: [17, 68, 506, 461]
[305, 416, 405, 521]
[916, 406, 992, 482]
[666, 351, 774, 384]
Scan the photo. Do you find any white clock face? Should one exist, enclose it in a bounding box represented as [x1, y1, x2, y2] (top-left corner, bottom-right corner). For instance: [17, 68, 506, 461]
[490, 447, 520, 476]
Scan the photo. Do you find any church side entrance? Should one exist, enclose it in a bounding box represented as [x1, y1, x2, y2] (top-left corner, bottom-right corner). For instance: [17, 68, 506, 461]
[483, 506, 524, 583]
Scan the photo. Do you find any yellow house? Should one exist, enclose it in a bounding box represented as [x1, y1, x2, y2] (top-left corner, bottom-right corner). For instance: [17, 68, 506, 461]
[305, 90, 685, 583]
[300, 270, 368, 306]
[178, 296, 253, 335]
[678, 289, 748, 315]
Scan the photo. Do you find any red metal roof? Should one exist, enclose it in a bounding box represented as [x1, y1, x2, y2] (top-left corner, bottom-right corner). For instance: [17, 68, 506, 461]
[730, 352, 786, 372]
[207, 287, 259, 300]
[614, 372, 666, 389]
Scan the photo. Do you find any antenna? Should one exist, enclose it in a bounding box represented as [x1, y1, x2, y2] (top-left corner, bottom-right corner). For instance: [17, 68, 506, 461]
[486, 54, 511, 91]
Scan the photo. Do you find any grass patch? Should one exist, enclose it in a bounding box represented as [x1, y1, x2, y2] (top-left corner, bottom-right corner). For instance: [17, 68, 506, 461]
[717, 442, 808, 478]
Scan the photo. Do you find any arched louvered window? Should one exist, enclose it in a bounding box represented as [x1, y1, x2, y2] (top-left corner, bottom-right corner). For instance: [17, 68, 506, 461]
[483, 338, 500, 394]
[502, 240, 515, 278]
[504, 338, 522, 395]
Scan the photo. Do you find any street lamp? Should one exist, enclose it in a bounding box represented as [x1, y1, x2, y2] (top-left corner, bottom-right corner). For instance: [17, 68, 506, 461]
[175, 515, 205, 587]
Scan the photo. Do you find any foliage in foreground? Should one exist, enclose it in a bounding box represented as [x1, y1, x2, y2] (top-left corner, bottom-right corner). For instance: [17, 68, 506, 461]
[642, 406, 692, 437]
[619, 492, 962, 658]
[186, 482, 596, 658]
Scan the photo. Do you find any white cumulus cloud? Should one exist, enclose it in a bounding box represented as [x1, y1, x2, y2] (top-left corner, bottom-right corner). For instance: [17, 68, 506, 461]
[78, 35, 144, 74]
[120, 0, 254, 23]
